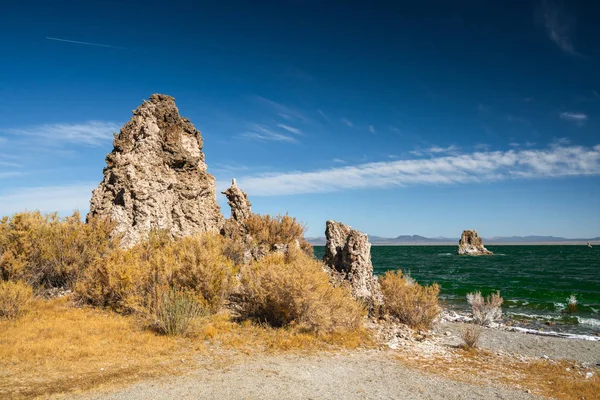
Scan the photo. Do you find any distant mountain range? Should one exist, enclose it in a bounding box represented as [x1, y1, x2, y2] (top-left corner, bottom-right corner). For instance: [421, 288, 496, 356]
[306, 234, 600, 245]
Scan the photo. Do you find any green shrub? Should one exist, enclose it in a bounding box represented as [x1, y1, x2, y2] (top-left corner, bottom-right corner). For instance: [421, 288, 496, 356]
[237, 251, 365, 334]
[0, 280, 34, 319]
[379, 270, 441, 330]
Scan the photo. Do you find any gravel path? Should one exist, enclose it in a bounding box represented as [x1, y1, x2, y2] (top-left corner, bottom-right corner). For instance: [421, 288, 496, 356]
[436, 321, 600, 365]
[71, 350, 540, 400]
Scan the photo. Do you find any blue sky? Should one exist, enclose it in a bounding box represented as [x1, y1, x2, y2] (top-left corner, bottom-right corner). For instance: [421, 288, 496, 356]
[1, 0, 599, 238]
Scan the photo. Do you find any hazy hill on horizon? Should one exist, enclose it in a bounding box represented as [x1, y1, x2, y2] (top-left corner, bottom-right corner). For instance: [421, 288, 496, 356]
[307, 234, 600, 245]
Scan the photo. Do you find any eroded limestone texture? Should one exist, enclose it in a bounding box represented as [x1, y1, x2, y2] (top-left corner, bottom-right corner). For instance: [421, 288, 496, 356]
[88, 94, 223, 247]
[323, 220, 383, 308]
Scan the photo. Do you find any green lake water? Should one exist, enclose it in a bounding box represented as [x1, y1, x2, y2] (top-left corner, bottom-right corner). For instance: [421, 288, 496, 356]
[313, 245, 600, 336]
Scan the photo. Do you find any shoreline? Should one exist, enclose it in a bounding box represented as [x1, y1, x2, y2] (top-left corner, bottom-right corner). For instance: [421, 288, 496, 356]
[311, 242, 600, 246]
[441, 310, 600, 342]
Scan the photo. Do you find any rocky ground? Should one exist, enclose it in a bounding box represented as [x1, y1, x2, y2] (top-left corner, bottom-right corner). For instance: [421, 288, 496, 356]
[435, 321, 600, 365]
[63, 321, 600, 400]
[68, 350, 541, 400]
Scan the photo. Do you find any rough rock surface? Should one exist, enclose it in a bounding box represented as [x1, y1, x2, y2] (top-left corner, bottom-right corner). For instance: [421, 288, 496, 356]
[88, 94, 223, 247]
[457, 230, 493, 255]
[323, 220, 383, 307]
[221, 178, 251, 223]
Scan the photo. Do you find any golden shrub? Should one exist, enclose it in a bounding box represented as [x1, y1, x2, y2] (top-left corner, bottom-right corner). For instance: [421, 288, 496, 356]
[75, 232, 236, 315]
[0, 280, 34, 319]
[460, 324, 483, 349]
[244, 214, 313, 252]
[172, 234, 237, 313]
[0, 211, 118, 288]
[379, 270, 441, 330]
[237, 251, 365, 333]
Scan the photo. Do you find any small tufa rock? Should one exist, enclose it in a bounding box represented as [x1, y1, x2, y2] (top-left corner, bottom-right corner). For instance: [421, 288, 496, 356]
[457, 230, 493, 255]
[221, 178, 252, 223]
[323, 220, 383, 310]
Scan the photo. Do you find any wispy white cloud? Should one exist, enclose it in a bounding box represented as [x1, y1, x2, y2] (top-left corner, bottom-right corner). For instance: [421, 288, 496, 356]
[538, 0, 581, 56]
[46, 37, 124, 50]
[277, 124, 302, 135]
[508, 141, 537, 148]
[240, 124, 296, 143]
[255, 96, 308, 122]
[332, 158, 346, 164]
[560, 111, 588, 125]
[0, 183, 97, 217]
[411, 145, 459, 156]
[341, 118, 354, 128]
[317, 109, 331, 123]
[6, 121, 120, 146]
[369, 125, 375, 134]
[235, 143, 600, 196]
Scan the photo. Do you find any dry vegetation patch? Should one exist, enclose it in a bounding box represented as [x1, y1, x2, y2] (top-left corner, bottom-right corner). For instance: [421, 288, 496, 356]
[0, 296, 372, 398]
[237, 250, 366, 333]
[0, 297, 192, 399]
[379, 270, 441, 330]
[396, 345, 600, 400]
[0, 211, 373, 398]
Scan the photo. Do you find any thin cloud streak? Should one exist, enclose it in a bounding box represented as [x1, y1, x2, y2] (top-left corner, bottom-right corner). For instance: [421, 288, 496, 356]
[7, 121, 121, 146]
[236, 144, 600, 196]
[538, 1, 581, 56]
[240, 124, 296, 143]
[560, 112, 588, 125]
[341, 118, 354, 128]
[410, 145, 459, 156]
[277, 124, 302, 135]
[46, 37, 124, 49]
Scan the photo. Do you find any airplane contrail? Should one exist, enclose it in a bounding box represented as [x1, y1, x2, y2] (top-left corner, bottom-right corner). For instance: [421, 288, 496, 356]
[46, 36, 124, 49]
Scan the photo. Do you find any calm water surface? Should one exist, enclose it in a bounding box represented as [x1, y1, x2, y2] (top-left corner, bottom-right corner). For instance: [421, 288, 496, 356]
[313, 245, 600, 336]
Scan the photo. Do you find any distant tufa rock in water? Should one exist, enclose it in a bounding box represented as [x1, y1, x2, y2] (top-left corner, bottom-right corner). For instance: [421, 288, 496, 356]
[323, 220, 383, 310]
[457, 230, 493, 255]
[88, 94, 223, 247]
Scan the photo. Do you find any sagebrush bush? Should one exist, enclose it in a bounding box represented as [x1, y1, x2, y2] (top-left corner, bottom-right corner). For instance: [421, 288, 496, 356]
[466, 291, 503, 326]
[379, 270, 441, 330]
[0, 211, 118, 288]
[244, 214, 313, 253]
[460, 324, 483, 349]
[75, 232, 236, 315]
[237, 251, 365, 333]
[153, 287, 203, 336]
[0, 280, 34, 319]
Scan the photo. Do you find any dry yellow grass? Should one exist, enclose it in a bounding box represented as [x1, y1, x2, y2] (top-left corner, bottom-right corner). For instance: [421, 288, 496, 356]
[0, 296, 372, 398]
[193, 312, 372, 353]
[0, 297, 193, 398]
[396, 347, 600, 400]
